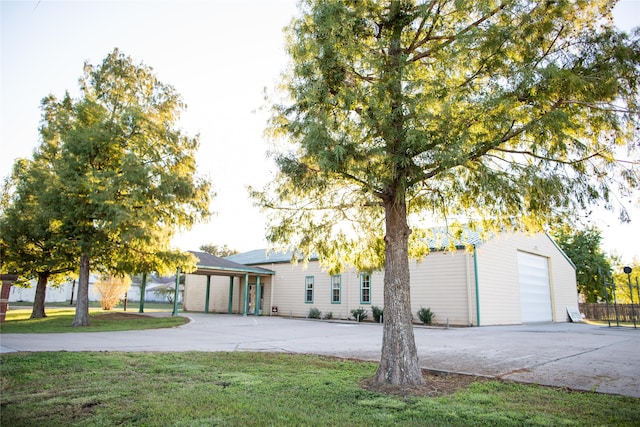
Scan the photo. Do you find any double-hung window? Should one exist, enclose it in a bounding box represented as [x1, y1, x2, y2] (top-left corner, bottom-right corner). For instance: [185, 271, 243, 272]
[360, 273, 371, 304]
[304, 276, 314, 303]
[331, 275, 341, 304]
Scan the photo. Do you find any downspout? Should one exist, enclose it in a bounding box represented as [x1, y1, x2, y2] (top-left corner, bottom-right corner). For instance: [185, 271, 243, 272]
[473, 245, 480, 326]
[228, 277, 234, 314]
[204, 275, 211, 313]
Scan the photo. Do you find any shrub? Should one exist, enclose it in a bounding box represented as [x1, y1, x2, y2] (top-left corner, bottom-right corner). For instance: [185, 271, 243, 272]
[324, 312, 333, 320]
[417, 307, 434, 325]
[308, 307, 321, 319]
[94, 275, 131, 310]
[371, 305, 384, 323]
[351, 307, 368, 322]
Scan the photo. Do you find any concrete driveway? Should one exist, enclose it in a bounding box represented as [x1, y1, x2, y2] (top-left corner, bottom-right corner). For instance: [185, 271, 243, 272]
[1, 313, 638, 397]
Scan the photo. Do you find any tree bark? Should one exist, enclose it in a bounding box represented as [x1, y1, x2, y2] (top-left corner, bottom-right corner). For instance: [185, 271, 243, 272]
[30, 272, 49, 319]
[72, 253, 90, 326]
[375, 197, 425, 385]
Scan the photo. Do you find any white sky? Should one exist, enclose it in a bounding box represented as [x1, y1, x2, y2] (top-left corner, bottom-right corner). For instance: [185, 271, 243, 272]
[1, 0, 639, 263]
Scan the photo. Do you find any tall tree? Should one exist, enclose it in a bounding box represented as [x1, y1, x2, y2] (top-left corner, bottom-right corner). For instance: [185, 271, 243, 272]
[42, 49, 211, 326]
[254, 0, 640, 386]
[553, 227, 612, 302]
[0, 135, 77, 319]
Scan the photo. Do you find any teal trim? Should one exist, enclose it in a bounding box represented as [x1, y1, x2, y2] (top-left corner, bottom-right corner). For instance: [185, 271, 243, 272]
[204, 275, 211, 313]
[172, 268, 181, 316]
[242, 273, 249, 316]
[473, 246, 480, 327]
[331, 275, 341, 304]
[359, 273, 371, 305]
[228, 277, 234, 314]
[254, 276, 261, 316]
[304, 276, 314, 304]
[138, 272, 147, 313]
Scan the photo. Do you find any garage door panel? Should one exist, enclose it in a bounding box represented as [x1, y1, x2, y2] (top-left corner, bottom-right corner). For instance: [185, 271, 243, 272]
[518, 252, 552, 322]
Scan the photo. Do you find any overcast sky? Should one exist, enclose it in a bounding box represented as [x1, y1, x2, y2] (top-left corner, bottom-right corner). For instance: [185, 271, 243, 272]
[1, 0, 639, 263]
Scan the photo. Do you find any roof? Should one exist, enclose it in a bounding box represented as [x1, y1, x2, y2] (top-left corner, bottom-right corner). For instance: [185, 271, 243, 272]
[189, 251, 274, 276]
[226, 249, 318, 266]
[226, 227, 487, 266]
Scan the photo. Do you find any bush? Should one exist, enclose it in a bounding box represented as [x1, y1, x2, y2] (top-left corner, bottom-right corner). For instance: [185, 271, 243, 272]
[351, 307, 368, 322]
[371, 305, 384, 323]
[308, 307, 321, 319]
[94, 275, 131, 310]
[324, 312, 333, 320]
[417, 307, 434, 325]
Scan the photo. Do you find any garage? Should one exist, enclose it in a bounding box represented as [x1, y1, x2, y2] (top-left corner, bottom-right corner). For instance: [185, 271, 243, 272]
[518, 251, 553, 322]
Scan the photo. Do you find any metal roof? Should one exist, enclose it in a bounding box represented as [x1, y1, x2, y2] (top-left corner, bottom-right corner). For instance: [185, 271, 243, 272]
[189, 251, 274, 276]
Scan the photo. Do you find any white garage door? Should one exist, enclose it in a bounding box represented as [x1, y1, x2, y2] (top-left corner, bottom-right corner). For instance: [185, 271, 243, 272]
[518, 252, 553, 322]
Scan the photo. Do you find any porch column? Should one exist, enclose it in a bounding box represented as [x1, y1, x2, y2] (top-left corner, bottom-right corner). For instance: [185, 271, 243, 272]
[228, 277, 234, 314]
[242, 273, 249, 316]
[172, 268, 181, 316]
[204, 275, 211, 313]
[254, 275, 261, 316]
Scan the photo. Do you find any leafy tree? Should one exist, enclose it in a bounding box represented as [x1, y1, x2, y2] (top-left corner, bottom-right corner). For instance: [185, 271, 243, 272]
[254, 1, 640, 385]
[0, 143, 77, 318]
[553, 227, 612, 302]
[42, 49, 211, 326]
[198, 244, 239, 257]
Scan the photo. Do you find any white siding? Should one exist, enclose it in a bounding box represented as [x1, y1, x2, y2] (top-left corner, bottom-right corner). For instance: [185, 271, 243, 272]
[409, 250, 476, 326]
[255, 262, 375, 320]
[476, 232, 577, 325]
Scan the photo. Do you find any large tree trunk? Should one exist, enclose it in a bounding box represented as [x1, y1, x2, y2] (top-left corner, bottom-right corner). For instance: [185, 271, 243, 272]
[72, 253, 90, 326]
[375, 197, 425, 385]
[30, 272, 50, 319]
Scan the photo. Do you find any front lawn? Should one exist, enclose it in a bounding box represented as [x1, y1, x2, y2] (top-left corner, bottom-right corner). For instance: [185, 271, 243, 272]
[0, 308, 188, 333]
[1, 352, 638, 426]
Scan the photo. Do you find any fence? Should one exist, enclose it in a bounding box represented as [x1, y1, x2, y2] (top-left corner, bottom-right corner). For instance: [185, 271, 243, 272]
[579, 303, 639, 323]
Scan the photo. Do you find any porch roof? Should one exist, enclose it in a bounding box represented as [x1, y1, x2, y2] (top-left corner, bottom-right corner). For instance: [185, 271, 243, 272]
[189, 251, 275, 277]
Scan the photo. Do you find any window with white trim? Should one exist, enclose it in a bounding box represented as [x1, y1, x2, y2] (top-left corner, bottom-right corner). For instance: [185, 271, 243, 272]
[304, 276, 314, 303]
[360, 273, 371, 304]
[331, 275, 341, 304]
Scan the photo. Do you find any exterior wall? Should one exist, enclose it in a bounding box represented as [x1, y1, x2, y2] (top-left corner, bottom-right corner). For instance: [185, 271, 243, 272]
[257, 261, 376, 320]
[409, 250, 477, 326]
[257, 252, 476, 326]
[475, 232, 578, 325]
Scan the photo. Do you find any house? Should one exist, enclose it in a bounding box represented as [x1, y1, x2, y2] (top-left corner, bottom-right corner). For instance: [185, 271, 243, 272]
[182, 231, 578, 326]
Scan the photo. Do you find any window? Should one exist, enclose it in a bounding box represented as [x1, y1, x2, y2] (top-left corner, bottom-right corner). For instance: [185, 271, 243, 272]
[304, 276, 314, 303]
[360, 273, 371, 304]
[331, 275, 341, 304]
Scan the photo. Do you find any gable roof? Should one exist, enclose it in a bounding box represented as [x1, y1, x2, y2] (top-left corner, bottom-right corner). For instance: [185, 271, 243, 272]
[189, 251, 274, 276]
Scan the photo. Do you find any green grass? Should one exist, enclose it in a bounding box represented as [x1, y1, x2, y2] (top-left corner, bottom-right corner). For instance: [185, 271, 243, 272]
[0, 308, 188, 333]
[1, 352, 638, 426]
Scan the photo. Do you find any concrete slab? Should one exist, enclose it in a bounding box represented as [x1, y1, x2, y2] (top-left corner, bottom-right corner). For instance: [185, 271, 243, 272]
[1, 314, 638, 397]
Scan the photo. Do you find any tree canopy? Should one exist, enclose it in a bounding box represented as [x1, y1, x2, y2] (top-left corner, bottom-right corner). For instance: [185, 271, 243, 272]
[198, 244, 239, 257]
[254, 0, 640, 385]
[31, 48, 212, 326]
[553, 227, 612, 303]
